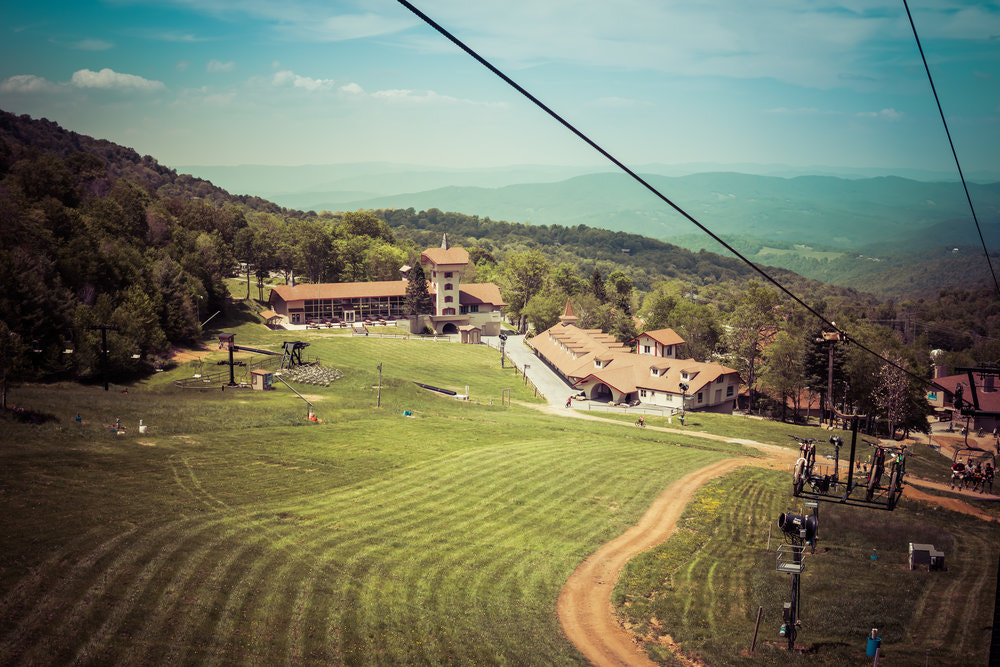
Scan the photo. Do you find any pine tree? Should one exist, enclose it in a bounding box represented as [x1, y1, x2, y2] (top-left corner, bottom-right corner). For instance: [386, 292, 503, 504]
[405, 263, 434, 316]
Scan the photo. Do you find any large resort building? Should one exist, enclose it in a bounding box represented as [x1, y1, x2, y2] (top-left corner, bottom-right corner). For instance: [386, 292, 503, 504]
[531, 301, 740, 412]
[266, 237, 506, 336]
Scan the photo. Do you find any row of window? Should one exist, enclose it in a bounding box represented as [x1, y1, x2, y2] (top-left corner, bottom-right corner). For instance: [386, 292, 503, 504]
[638, 385, 734, 401]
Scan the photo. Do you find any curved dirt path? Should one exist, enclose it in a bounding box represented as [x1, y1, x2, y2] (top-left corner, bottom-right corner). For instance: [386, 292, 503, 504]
[557, 454, 784, 667]
[903, 482, 1000, 523]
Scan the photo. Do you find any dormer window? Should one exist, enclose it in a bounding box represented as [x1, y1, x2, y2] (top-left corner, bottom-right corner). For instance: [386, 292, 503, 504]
[681, 372, 689, 380]
[595, 360, 602, 368]
[650, 368, 659, 376]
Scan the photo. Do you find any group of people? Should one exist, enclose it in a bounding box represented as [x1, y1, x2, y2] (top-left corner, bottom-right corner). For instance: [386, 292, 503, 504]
[950, 458, 995, 494]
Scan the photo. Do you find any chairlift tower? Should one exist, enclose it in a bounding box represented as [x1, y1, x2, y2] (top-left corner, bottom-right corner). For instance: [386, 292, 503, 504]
[775, 507, 818, 651]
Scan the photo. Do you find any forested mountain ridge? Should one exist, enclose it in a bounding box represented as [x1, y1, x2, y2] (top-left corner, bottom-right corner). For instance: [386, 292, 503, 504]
[0, 109, 991, 404]
[298, 171, 1000, 251]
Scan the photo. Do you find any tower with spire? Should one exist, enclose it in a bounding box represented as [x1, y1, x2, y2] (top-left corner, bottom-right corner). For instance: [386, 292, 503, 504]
[419, 234, 470, 317]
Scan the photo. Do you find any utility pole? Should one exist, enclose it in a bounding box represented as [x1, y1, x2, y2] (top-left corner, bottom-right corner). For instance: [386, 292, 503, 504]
[377, 362, 383, 407]
[818, 331, 843, 427]
[88, 324, 119, 391]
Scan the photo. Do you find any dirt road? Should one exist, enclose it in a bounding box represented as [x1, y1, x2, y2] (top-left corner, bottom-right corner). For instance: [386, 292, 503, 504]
[551, 413, 997, 665]
[557, 457, 756, 667]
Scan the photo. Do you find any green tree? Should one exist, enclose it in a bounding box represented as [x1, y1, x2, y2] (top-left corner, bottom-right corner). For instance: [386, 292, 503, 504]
[606, 271, 634, 315]
[640, 289, 677, 331]
[761, 330, 807, 421]
[501, 250, 550, 333]
[550, 263, 585, 296]
[405, 263, 434, 316]
[724, 282, 780, 411]
[366, 241, 408, 281]
[523, 290, 567, 334]
[340, 210, 394, 243]
[669, 300, 722, 361]
[590, 268, 607, 302]
[0, 320, 28, 410]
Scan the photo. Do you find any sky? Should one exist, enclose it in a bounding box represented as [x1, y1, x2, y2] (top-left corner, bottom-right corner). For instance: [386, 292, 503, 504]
[1, 0, 999, 175]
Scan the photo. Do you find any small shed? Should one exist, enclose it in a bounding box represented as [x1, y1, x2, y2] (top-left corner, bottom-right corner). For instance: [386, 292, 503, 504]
[250, 369, 274, 391]
[909, 542, 945, 571]
[259, 309, 282, 327]
[459, 325, 481, 345]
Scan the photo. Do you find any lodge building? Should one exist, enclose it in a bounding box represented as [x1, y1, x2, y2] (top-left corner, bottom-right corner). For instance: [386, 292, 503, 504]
[266, 236, 506, 336]
[531, 301, 740, 412]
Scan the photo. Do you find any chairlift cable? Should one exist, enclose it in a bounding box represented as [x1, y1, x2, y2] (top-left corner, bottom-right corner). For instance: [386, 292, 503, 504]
[396, 0, 933, 389]
[901, 0, 1000, 298]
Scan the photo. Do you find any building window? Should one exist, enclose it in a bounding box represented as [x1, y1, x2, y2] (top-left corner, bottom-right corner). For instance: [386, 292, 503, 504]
[444, 296, 453, 303]
[639, 389, 647, 397]
[650, 368, 658, 376]
[643, 345, 651, 354]
[444, 272, 453, 278]
[667, 345, 674, 356]
[444, 283, 454, 291]
[726, 385, 734, 397]
[443, 307, 456, 315]
[697, 392, 704, 402]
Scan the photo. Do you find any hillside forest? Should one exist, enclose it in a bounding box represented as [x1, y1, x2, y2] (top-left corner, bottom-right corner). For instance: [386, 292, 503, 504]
[2, 110, 998, 435]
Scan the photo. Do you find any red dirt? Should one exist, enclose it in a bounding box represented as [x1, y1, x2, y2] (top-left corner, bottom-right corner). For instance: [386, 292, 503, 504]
[553, 417, 997, 665]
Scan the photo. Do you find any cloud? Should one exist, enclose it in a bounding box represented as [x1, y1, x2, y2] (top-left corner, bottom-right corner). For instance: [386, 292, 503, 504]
[0, 74, 59, 93]
[176, 86, 236, 106]
[856, 108, 901, 120]
[276, 12, 421, 42]
[72, 39, 113, 51]
[207, 59, 236, 73]
[71, 68, 166, 91]
[271, 69, 335, 91]
[766, 107, 841, 115]
[340, 82, 364, 94]
[176, 60, 191, 72]
[370, 88, 506, 108]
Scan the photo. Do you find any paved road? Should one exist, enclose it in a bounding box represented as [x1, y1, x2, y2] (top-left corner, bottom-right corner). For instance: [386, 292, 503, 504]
[483, 334, 680, 419]
[483, 334, 578, 407]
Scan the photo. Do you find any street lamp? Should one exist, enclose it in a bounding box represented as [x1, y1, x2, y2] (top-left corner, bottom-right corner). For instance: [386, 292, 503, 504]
[679, 381, 689, 424]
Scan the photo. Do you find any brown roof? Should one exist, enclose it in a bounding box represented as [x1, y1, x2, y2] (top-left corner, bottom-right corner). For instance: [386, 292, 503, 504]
[632, 328, 685, 347]
[460, 283, 506, 307]
[269, 279, 505, 308]
[270, 280, 409, 303]
[421, 247, 470, 267]
[531, 321, 737, 396]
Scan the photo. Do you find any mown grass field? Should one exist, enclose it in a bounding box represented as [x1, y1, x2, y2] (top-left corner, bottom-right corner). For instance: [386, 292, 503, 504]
[2, 318, 997, 664]
[616, 467, 1000, 665]
[0, 324, 753, 664]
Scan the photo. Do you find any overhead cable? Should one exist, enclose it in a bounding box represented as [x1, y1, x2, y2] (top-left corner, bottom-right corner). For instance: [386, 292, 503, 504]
[396, 0, 933, 388]
[902, 0, 1000, 298]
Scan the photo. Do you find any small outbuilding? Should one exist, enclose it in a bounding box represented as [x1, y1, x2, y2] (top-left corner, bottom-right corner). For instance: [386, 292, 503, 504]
[250, 369, 274, 391]
[459, 325, 482, 345]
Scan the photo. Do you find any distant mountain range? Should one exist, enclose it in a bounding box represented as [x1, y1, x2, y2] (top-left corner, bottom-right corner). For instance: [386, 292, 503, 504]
[178, 163, 1000, 250]
[176, 161, 1000, 297]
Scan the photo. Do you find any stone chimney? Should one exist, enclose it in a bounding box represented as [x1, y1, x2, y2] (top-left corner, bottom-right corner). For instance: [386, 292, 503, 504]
[933, 365, 947, 379]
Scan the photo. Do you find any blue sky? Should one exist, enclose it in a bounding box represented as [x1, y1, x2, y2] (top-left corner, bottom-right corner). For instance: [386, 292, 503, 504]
[1, 0, 998, 174]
